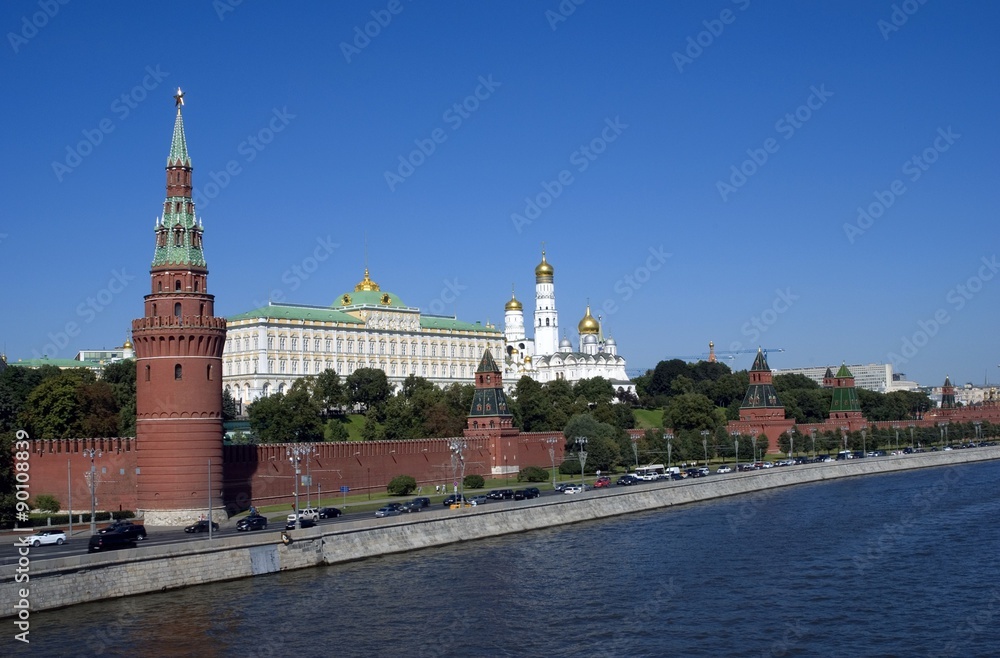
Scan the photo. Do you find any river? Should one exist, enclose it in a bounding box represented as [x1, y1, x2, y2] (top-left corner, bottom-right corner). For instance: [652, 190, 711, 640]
[11, 460, 1000, 657]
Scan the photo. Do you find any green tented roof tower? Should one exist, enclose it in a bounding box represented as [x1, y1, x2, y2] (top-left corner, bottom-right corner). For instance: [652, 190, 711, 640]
[940, 375, 956, 409]
[738, 348, 787, 426]
[829, 362, 863, 420]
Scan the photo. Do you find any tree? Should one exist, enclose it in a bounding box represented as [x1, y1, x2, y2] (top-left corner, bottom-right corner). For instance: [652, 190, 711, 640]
[221, 388, 239, 422]
[76, 380, 119, 437]
[324, 418, 350, 442]
[517, 465, 549, 482]
[0, 365, 59, 433]
[663, 393, 721, 433]
[315, 368, 346, 414]
[246, 381, 324, 443]
[101, 359, 137, 436]
[34, 494, 60, 513]
[463, 474, 485, 489]
[386, 475, 417, 496]
[19, 369, 95, 439]
[346, 368, 391, 413]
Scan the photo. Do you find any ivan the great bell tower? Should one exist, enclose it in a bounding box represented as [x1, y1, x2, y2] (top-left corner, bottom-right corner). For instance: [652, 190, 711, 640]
[131, 89, 227, 525]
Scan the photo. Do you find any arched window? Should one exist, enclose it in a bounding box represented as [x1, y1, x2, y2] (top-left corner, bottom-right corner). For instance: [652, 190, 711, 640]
[207, 364, 213, 380]
[157, 281, 162, 292]
[174, 303, 182, 318]
[175, 279, 181, 291]
[546, 319, 550, 326]
[152, 303, 157, 316]
[174, 364, 182, 380]
[145, 365, 150, 382]
[194, 280, 200, 292]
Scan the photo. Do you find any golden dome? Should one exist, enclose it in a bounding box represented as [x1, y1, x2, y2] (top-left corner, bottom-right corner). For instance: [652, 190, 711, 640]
[505, 290, 523, 311]
[578, 304, 600, 334]
[122, 339, 133, 349]
[354, 268, 381, 292]
[534, 250, 554, 281]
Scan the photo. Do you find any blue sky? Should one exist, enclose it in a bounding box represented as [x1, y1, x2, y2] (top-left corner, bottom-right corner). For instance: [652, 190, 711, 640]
[2, 1, 998, 387]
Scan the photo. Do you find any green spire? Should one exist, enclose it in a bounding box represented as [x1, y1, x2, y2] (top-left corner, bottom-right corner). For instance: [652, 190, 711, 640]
[168, 88, 190, 166]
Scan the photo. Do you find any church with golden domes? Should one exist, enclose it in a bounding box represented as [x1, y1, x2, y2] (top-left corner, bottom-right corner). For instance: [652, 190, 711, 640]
[503, 251, 634, 396]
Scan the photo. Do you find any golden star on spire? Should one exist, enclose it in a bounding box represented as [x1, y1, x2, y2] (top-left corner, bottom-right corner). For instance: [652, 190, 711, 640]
[174, 87, 185, 108]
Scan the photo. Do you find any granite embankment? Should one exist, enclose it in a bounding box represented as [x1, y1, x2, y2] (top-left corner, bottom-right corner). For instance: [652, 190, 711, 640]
[4, 447, 998, 616]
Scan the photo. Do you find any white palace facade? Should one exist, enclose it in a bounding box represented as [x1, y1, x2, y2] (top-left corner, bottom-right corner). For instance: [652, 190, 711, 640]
[222, 269, 503, 406]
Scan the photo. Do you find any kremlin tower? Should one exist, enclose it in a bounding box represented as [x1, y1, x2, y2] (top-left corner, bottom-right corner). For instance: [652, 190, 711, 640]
[131, 89, 227, 525]
[533, 250, 558, 356]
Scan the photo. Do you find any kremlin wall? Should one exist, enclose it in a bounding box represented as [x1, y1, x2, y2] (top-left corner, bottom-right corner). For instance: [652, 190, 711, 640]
[11, 91, 1000, 524]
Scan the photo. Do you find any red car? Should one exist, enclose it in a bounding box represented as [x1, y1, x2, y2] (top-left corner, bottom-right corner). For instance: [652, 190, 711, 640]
[594, 476, 612, 488]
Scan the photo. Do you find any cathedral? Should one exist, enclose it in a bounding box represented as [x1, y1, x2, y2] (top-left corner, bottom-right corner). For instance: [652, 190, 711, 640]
[502, 251, 634, 396]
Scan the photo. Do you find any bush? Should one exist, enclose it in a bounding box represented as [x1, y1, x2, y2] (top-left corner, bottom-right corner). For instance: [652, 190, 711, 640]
[34, 494, 61, 513]
[386, 475, 417, 496]
[559, 457, 584, 475]
[463, 474, 485, 489]
[518, 466, 549, 482]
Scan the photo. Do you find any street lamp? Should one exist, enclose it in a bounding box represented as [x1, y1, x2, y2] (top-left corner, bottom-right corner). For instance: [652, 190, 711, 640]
[545, 437, 558, 489]
[631, 435, 639, 469]
[908, 423, 915, 448]
[287, 445, 313, 529]
[894, 425, 900, 453]
[82, 448, 101, 535]
[809, 428, 816, 458]
[974, 421, 982, 443]
[664, 432, 673, 471]
[841, 426, 849, 452]
[750, 430, 758, 464]
[861, 427, 867, 457]
[576, 436, 588, 491]
[700, 430, 710, 468]
[786, 428, 794, 460]
[731, 431, 739, 471]
[450, 440, 468, 505]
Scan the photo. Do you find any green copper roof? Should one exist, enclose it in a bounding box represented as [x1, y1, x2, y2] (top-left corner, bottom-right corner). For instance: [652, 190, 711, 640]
[168, 108, 190, 166]
[11, 357, 103, 369]
[476, 349, 500, 373]
[830, 386, 861, 413]
[468, 387, 512, 418]
[834, 363, 854, 379]
[824, 367, 834, 379]
[421, 316, 501, 333]
[750, 349, 769, 372]
[741, 383, 783, 409]
[943, 375, 953, 387]
[227, 304, 364, 324]
[332, 290, 408, 309]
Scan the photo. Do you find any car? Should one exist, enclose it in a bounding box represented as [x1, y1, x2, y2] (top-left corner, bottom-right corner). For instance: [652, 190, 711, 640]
[27, 530, 66, 546]
[469, 495, 488, 506]
[513, 489, 527, 500]
[295, 508, 320, 521]
[184, 520, 220, 533]
[318, 507, 342, 519]
[285, 517, 315, 530]
[716, 465, 732, 474]
[411, 497, 431, 509]
[563, 485, 583, 494]
[442, 494, 468, 506]
[400, 501, 422, 513]
[616, 475, 640, 486]
[236, 515, 268, 531]
[375, 505, 402, 517]
[522, 487, 541, 499]
[594, 476, 612, 488]
[87, 532, 137, 553]
[98, 521, 147, 541]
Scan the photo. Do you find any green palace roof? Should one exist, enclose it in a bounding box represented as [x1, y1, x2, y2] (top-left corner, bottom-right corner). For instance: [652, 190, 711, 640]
[332, 290, 409, 309]
[10, 357, 103, 369]
[227, 304, 364, 324]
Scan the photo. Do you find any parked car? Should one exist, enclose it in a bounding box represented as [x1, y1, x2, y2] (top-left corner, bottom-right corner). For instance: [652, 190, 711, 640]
[184, 520, 220, 533]
[318, 507, 342, 519]
[87, 532, 137, 553]
[563, 485, 584, 494]
[594, 476, 612, 488]
[616, 475, 640, 486]
[513, 489, 527, 500]
[375, 505, 402, 518]
[400, 501, 422, 513]
[443, 494, 468, 506]
[98, 521, 147, 541]
[236, 515, 268, 531]
[716, 465, 732, 474]
[295, 508, 320, 521]
[469, 495, 488, 506]
[522, 487, 541, 499]
[411, 497, 431, 508]
[285, 517, 315, 530]
[27, 530, 66, 546]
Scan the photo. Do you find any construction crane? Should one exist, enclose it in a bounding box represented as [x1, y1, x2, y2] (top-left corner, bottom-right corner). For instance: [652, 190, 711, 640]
[661, 343, 786, 363]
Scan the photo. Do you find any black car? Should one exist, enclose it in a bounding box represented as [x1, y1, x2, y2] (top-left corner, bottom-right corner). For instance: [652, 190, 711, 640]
[400, 501, 422, 513]
[87, 532, 137, 553]
[184, 520, 220, 533]
[318, 507, 342, 519]
[616, 475, 640, 486]
[513, 489, 526, 500]
[522, 487, 540, 499]
[442, 494, 467, 506]
[98, 521, 147, 540]
[411, 497, 431, 508]
[236, 515, 268, 531]
[285, 517, 316, 530]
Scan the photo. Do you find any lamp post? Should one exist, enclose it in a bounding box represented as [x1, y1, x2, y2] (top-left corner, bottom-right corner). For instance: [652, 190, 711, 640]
[809, 428, 816, 458]
[208, 458, 214, 540]
[731, 431, 739, 472]
[664, 432, 673, 471]
[287, 445, 313, 529]
[82, 448, 101, 535]
[841, 426, 849, 452]
[974, 421, 982, 443]
[750, 431, 758, 465]
[861, 428, 867, 457]
[787, 428, 794, 460]
[67, 459, 72, 538]
[546, 437, 558, 489]
[908, 423, 915, 449]
[450, 440, 468, 505]
[894, 425, 900, 453]
[700, 430, 710, 468]
[576, 437, 588, 491]
[631, 435, 639, 469]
